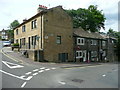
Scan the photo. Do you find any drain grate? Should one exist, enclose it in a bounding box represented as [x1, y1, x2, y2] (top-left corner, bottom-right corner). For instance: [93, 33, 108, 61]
[71, 79, 84, 83]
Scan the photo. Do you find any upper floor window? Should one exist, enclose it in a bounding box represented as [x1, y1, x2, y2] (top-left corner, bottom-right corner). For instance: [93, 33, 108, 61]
[56, 36, 61, 44]
[31, 19, 37, 29]
[102, 41, 106, 46]
[16, 29, 18, 35]
[91, 40, 97, 45]
[2, 32, 5, 35]
[22, 25, 26, 32]
[77, 38, 85, 45]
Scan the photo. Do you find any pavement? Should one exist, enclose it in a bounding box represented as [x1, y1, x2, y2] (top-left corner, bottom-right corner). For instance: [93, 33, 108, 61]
[1, 47, 104, 68]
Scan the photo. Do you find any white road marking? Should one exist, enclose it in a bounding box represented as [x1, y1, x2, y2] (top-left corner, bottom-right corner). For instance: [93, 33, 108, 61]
[25, 72, 32, 75]
[2, 61, 24, 69]
[33, 69, 39, 72]
[51, 68, 56, 70]
[20, 75, 26, 78]
[40, 67, 45, 69]
[0, 69, 26, 80]
[21, 82, 27, 88]
[38, 70, 44, 73]
[0, 70, 32, 81]
[45, 68, 50, 71]
[25, 76, 33, 80]
[33, 73, 38, 76]
[102, 74, 106, 77]
[59, 81, 66, 85]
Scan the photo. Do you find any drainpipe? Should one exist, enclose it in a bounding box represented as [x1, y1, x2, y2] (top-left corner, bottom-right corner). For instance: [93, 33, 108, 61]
[41, 14, 43, 49]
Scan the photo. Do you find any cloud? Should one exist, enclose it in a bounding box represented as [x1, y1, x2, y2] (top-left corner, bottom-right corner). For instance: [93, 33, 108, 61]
[0, 0, 119, 32]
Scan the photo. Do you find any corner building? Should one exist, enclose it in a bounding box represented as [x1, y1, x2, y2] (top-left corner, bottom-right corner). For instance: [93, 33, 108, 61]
[14, 6, 74, 62]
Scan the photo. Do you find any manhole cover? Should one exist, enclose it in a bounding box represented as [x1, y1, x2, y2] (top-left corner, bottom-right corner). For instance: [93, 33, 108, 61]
[71, 79, 84, 83]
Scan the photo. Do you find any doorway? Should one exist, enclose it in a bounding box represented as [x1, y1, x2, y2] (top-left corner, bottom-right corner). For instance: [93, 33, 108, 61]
[59, 53, 68, 62]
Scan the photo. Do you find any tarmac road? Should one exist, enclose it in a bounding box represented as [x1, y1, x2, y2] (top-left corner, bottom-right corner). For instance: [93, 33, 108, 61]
[0, 41, 119, 88]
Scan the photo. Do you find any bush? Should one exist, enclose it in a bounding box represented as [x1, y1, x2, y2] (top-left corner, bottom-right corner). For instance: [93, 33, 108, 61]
[12, 43, 19, 47]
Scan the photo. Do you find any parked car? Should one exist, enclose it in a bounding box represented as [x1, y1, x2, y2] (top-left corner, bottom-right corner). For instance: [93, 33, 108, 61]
[3, 41, 11, 47]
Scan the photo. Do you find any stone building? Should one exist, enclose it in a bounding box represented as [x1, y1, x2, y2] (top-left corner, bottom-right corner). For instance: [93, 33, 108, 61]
[14, 5, 73, 62]
[73, 28, 107, 62]
[0, 29, 9, 40]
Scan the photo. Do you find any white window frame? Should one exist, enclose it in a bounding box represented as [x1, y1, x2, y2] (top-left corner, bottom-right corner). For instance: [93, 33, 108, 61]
[102, 41, 106, 46]
[56, 36, 61, 44]
[22, 25, 26, 32]
[91, 40, 97, 45]
[76, 51, 83, 58]
[31, 19, 37, 29]
[102, 51, 106, 56]
[77, 38, 85, 45]
[91, 51, 97, 57]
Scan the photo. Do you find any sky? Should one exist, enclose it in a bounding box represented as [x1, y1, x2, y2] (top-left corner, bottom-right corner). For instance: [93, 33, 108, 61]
[0, 0, 119, 32]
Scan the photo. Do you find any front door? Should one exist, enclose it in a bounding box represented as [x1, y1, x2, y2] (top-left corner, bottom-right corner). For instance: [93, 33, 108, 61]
[83, 50, 86, 62]
[28, 37, 31, 49]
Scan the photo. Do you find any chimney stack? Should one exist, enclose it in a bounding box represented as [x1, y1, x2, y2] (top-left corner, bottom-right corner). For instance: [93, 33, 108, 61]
[37, 5, 47, 13]
[23, 18, 27, 22]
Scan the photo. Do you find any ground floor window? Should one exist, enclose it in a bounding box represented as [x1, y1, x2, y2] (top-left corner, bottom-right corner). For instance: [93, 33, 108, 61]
[91, 51, 97, 58]
[76, 51, 83, 58]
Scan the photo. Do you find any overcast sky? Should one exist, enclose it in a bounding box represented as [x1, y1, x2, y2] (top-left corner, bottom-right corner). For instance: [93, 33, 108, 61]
[0, 0, 119, 32]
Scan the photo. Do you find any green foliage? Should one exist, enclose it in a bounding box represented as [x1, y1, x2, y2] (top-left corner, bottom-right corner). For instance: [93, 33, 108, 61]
[9, 20, 20, 30]
[66, 5, 106, 32]
[7, 20, 20, 40]
[107, 29, 120, 61]
[12, 43, 19, 46]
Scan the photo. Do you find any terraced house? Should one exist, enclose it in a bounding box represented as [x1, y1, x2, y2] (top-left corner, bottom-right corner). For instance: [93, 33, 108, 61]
[14, 5, 73, 62]
[73, 28, 107, 62]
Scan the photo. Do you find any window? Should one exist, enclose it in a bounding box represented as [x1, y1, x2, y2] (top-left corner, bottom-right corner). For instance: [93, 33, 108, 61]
[31, 35, 37, 46]
[22, 38, 26, 45]
[91, 40, 94, 45]
[76, 51, 83, 58]
[102, 41, 106, 46]
[102, 51, 106, 56]
[2, 32, 5, 35]
[56, 36, 61, 44]
[16, 29, 18, 35]
[22, 25, 26, 32]
[77, 38, 84, 45]
[91, 51, 97, 58]
[91, 40, 97, 45]
[16, 39, 18, 43]
[31, 19, 37, 29]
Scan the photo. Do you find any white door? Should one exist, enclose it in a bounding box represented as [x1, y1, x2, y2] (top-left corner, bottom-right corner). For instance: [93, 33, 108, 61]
[83, 50, 86, 62]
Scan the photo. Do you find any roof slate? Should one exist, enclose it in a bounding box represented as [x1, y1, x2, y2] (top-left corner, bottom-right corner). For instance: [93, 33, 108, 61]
[73, 27, 105, 39]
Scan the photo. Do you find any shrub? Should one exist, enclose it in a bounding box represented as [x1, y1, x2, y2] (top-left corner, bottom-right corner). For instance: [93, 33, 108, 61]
[12, 43, 19, 47]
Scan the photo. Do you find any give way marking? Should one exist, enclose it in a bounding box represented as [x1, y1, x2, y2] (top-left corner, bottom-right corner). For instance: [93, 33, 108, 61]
[2, 61, 24, 69]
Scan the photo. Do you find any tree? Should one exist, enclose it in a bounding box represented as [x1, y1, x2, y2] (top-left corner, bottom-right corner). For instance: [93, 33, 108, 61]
[9, 20, 20, 30]
[115, 32, 120, 61]
[107, 29, 120, 62]
[107, 28, 116, 37]
[66, 5, 106, 32]
[7, 20, 20, 42]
